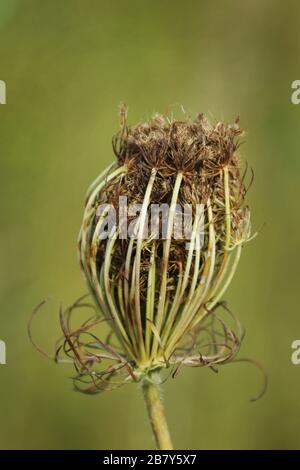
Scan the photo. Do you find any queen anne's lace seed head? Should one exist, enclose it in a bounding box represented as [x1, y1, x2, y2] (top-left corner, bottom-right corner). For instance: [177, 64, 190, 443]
[53, 107, 254, 394]
[28, 107, 257, 396]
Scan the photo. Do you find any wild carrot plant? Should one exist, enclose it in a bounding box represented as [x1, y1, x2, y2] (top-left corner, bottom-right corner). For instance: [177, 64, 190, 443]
[30, 107, 264, 449]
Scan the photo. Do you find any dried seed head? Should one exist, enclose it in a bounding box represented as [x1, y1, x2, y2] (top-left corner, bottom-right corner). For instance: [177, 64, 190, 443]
[71, 107, 255, 392]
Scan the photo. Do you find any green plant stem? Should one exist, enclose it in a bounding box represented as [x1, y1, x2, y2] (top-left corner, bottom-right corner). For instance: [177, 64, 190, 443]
[142, 373, 173, 450]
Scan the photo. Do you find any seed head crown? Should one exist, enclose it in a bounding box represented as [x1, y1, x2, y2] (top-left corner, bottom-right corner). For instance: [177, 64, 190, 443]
[72, 109, 253, 392]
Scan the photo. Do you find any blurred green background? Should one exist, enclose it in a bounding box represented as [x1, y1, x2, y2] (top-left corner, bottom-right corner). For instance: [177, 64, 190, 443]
[0, 0, 300, 450]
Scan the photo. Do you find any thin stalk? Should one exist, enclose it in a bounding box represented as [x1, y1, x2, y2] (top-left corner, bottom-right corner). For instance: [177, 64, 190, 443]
[142, 372, 173, 450]
[165, 199, 216, 357]
[151, 172, 183, 358]
[145, 244, 156, 355]
[84, 161, 116, 202]
[207, 165, 232, 300]
[79, 164, 127, 286]
[207, 243, 242, 311]
[161, 207, 202, 347]
[103, 228, 133, 357]
[134, 168, 157, 361]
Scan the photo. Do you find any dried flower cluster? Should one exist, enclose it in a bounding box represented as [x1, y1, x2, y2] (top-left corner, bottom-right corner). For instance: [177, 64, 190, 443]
[62, 108, 254, 393]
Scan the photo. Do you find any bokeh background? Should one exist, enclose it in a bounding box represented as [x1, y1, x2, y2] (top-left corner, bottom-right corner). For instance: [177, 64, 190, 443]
[0, 0, 300, 450]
